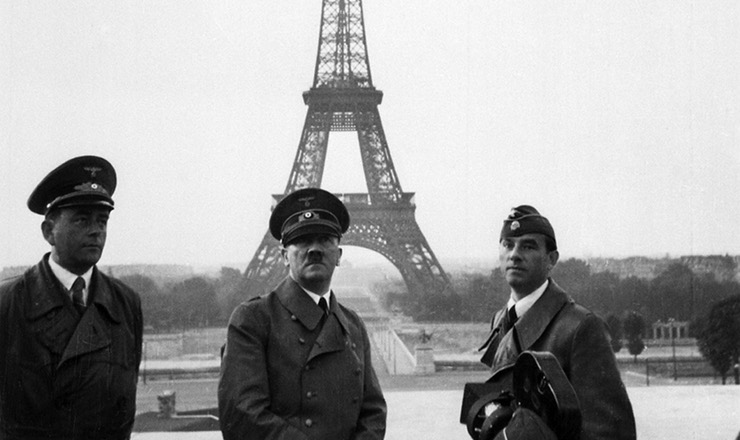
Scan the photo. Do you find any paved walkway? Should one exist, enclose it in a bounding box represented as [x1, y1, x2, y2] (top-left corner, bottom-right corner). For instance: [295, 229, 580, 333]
[132, 385, 740, 439]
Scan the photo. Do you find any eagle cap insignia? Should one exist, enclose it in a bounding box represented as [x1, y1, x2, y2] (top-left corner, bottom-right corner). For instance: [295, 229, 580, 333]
[84, 166, 102, 177]
[511, 221, 520, 231]
[297, 195, 315, 207]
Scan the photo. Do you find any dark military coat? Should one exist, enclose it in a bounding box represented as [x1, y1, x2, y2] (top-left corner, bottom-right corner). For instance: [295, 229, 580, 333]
[0, 255, 142, 440]
[480, 279, 636, 440]
[218, 277, 386, 440]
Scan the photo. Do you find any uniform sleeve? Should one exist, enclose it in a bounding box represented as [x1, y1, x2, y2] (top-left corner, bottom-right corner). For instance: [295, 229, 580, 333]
[569, 315, 636, 440]
[217, 303, 309, 440]
[353, 320, 387, 440]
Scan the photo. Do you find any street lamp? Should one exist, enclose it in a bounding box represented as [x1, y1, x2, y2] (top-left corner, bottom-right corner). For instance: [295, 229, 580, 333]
[669, 318, 677, 381]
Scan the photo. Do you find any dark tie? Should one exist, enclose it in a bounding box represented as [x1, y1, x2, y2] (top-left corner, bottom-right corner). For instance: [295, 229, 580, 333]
[504, 306, 518, 332]
[71, 277, 86, 314]
[318, 297, 329, 315]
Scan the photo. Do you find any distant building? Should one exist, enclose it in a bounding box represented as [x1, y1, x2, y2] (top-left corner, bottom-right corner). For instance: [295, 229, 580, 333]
[586, 255, 739, 282]
[652, 320, 690, 340]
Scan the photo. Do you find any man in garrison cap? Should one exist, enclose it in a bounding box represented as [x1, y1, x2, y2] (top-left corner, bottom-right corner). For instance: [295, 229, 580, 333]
[219, 188, 387, 440]
[0, 156, 143, 440]
[477, 206, 635, 440]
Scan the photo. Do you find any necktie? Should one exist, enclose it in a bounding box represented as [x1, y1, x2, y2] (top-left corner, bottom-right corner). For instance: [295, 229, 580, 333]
[503, 306, 518, 333]
[318, 297, 329, 315]
[71, 277, 86, 314]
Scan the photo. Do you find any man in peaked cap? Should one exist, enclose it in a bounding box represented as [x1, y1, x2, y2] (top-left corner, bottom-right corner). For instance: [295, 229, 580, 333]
[476, 205, 635, 440]
[0, 156, 143, 440]
[219, 188, 387, 440]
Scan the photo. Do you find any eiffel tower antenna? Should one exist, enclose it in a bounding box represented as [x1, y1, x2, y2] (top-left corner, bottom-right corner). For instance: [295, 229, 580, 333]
[242, 0, 455, 300]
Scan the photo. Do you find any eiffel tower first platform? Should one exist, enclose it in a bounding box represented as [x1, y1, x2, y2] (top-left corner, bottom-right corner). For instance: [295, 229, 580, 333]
[242, 0, 455, 300]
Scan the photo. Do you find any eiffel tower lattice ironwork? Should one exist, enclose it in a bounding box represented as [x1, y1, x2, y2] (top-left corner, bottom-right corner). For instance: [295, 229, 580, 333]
[242, 0, 455, 300]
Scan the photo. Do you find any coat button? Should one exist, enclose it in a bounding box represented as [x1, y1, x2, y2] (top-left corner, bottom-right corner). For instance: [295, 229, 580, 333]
[352, 396, 359, 403]
[306, 391, 313, 398]
[304, 418, 313, 427]
[298, 337, 306, 344]
[291, 315, 297, 321]
[354, 368, 361, 376]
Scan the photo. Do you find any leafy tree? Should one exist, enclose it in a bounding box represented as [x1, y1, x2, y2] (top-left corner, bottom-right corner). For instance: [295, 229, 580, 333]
[216, 267, 245, 322]
[454, 271, 508, 322]
[551, 258, 590, 303]
[169, 276, 221, 329]
[585, 271, 621, 315]
[605, 313, 623, 353]
[380, 278, 464, 321]
[616, 276, 649, 317]
[697, 295, 740, 384]
[623, 310, 645, 362]
[119, 274, 171, 331]
[649, 263, 695, 322]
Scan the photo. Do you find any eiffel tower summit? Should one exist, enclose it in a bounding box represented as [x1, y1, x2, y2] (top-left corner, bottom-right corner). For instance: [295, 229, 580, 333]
[242, 0, 455, 300]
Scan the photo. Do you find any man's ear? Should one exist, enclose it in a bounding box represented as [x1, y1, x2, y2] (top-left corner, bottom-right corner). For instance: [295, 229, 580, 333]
[280, 246, 290, 267]
[41, 219, 55, 246]
[547, 250, 560, 270]
[336, 247, 343, 266]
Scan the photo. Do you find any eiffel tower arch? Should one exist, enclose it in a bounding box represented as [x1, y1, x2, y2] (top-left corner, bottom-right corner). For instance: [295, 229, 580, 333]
[242, 0, 455, 300]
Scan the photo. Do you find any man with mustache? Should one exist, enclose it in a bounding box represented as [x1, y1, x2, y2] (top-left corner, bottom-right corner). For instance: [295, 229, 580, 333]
[0, 155, 143, 439]
[478, 205, 635, 440]
[219, 187, 387, 440]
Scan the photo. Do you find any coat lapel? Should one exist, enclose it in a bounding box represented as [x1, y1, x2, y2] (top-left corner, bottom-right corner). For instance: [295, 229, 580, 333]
[58, 306, 112, 366]
[22, 258, 119, 367]
[23, 258, 78, 357]
[275, 278, 350, 362]
[513, 280, 571, 351]
[276, 278, 325, 330]
[479, 308, 505, 367]
[58, 268, 117, 366]
[483, 279, 572, 374]
[308, 314, 348, 361]
[24, 256, 68, 321]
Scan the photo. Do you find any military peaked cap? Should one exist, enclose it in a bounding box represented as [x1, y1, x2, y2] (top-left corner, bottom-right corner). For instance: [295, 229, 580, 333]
[500, 205, 556, 248]
[270, 188, 350, 245]
[28, 155, 116, 215]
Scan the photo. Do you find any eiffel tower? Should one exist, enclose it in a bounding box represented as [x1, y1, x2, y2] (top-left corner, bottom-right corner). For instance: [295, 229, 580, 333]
[242, 0, 455, 300]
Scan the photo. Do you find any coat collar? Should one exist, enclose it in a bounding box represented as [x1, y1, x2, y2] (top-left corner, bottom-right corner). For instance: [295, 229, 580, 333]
[275, 277, 350, 333]
[513, 278, 571, 351]
[25, 254, 122, 323]
[484, 278, 572, 373]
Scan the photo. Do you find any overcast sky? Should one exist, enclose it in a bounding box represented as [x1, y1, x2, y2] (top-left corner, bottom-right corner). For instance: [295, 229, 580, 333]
[1, 1, 738, 271]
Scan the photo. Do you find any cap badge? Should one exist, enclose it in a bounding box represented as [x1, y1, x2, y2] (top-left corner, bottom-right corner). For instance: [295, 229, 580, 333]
[511, 221, 520, 231]
[298, 195, 315, 207]
[84, 166, 102, 177]
[74, 181, 109, 195]
[303, 212, 313, 219]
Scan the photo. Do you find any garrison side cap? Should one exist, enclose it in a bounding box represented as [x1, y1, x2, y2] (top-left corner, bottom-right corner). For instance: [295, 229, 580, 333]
[500, 205, 556, 247]
[269, 187, 350, 245]
[27, 155, 116, 215]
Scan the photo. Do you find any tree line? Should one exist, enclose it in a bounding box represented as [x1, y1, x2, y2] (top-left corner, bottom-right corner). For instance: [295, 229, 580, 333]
[119, 267, 244, 332]
[382, 259, 740, 383]
[384, 259, 740, 327]
[122, 260, 739, 383]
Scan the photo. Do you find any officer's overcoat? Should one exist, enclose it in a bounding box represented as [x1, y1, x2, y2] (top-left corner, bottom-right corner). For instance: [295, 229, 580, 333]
[480, 279, 636, 440]
[218, 277, 387, 440]
[0, 255, 142, 440]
